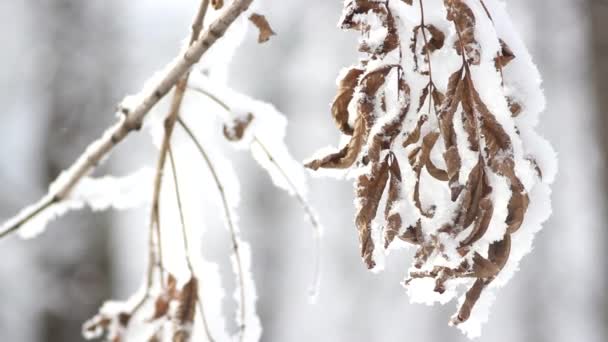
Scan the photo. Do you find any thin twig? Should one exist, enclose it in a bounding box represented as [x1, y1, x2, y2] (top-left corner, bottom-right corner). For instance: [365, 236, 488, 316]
[167, 143, 215, 342]
[188, 85, 323, 298]
[418, 0, 437, 116]
[251, 137, 323, 299]
[177, 116, 247, 340]
[136, 0, 213, 319]
[0, 0, 255, 240]
[148, 0, 211, 289]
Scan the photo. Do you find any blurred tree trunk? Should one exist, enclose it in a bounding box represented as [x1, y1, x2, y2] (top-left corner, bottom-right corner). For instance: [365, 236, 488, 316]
[588, 0, 608, 337]
[33, 1, 123, 341]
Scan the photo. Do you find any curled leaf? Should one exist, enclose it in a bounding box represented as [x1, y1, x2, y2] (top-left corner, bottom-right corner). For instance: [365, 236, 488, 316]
[445, 0, 480, 65]
[249, 13, 276, 43]
[332, 67, 364, 135]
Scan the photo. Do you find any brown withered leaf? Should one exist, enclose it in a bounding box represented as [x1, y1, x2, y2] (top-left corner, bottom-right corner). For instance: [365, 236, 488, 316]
[411, 25, 445, 73]
[456, 158, 489, 230]
[341, 0, 385, 30]
[305, 112, 366, 170]
[444, 146, 463, 200]
[402, 0, 413, 4]
[487, 234, 511, 270]
[452, 279, 485, 324]
[384, 154, 403, 247]
[432, 87, 445, 108]
[426, 158, 449, 181]
[356, 155, 391, 269]
[359, 65, 394, 128]
[83, 309, 131, 342]
[411, 132, 443, 216]
[507, 96, 522, 117]
[495, 39, 515, 69]
[403, 115, 427, 148]
[425, 25, 446, 53]
[460, 197, 493, 246]
[506, 188, 529, 234]
[175, 277, 198, 325]
[211, 0, 224, 10]
[438, 68, 466, 196]
[381, 8, 400, 56]
[472, 253, 500, 279]
[342, 0, 398, 56]
[368, 72, 410, 162]
[399, 220, 423, 245]
[417, 83, 431, 113]
[306, 65, 396, 170]
[249, 13, 276, 43]
[466, 74, 530, 234]
[173, 277, 198, 342]
[461, 76, 481, 152]
[150, 274, 179, 321]
[444, 0, 480, 65]
[223, 113, 254, 141]
[332, 67, 364, 135]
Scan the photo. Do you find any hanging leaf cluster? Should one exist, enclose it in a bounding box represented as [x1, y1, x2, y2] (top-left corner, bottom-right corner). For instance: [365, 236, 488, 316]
[306, 0, 552, 331]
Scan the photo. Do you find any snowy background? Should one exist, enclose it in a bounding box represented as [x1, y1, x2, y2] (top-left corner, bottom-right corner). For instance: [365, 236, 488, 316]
[0, 0, 605, 341]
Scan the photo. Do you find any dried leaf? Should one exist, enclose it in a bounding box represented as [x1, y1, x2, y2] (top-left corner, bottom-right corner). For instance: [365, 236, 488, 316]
[332, 67, 364, 135]
[305, 113, 366, 170]
[488, 234, 511, 270]
[403, 115, 427, 148]
[356, 156, 390, 269]
[460, 197, 493, 246]
[223, 113, 254, 141]
[249, 13, 276, 43]
[175, 277, 198, 325]
[411, 25, 445, 73]
[341, 0, 385, 30]
[425, 25, 446, 53]
[444, 0, 480, 65]
[495, 39, 515, 69]
[507, 96, 522, 117]
[306, 65, 396, 170]
[452, 279, 485, 325]
[472, 253, 500, 279]
[384, 155, 403, 247]
[211, 0, 224, 10]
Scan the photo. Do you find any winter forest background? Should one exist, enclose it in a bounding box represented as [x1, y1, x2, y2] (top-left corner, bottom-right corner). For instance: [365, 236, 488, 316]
[0, 0, 605, 341]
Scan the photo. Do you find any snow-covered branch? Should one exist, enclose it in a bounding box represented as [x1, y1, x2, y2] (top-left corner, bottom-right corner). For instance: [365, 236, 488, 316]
[0, 0, 254, 240]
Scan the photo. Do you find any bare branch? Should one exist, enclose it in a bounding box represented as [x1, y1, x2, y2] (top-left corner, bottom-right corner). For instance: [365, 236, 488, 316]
[0, 0, 254, 240]
[177, 116, 247, 340]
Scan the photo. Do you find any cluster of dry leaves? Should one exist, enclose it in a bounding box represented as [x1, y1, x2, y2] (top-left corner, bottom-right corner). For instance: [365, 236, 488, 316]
[306, 0, 539, 325]
[84, 275, 200, 342]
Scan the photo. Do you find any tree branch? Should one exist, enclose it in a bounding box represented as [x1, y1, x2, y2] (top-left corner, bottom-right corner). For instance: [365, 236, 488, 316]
[0, 0, 254, 240]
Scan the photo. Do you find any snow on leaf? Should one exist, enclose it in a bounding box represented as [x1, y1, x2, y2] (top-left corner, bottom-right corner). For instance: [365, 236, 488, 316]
[307, 0, 556, 337]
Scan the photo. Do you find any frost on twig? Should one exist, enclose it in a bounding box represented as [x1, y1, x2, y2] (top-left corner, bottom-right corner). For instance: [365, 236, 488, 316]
[0, 0, 255, 240]
[305, 0, 556, 337]
[187, 72, 324, 302]
[2, 168, 154, 239]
